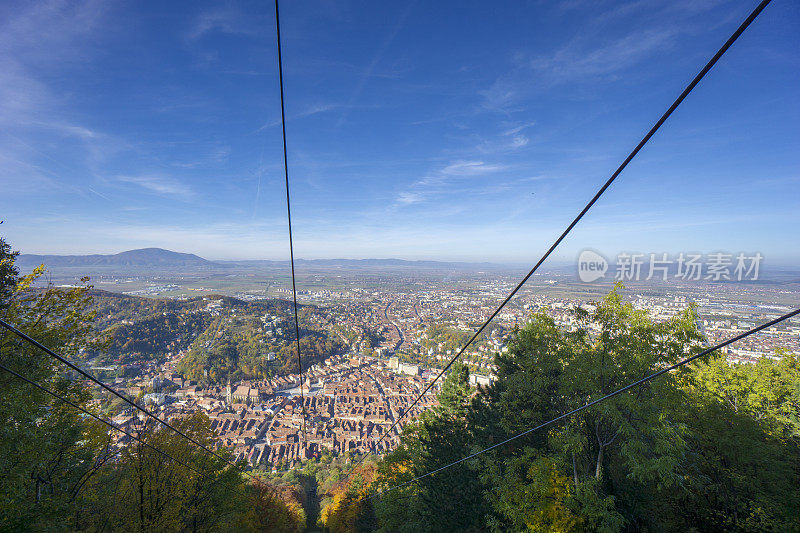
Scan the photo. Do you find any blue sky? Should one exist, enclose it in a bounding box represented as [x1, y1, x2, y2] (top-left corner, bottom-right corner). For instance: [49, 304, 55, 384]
[1, 0, 798, 264]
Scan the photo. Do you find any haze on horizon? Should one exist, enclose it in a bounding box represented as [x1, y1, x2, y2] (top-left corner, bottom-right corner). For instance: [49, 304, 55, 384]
[1, 1, 798, 264]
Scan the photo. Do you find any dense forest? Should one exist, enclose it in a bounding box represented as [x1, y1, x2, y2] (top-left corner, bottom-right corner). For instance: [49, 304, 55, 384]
[175, 314, 343, 384]
[420, 324, 479, 353]
[83, 289, 344, 383]
[3, 236, 799, 531]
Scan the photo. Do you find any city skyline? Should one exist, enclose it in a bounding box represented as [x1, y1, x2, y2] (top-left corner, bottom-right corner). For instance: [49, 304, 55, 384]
[1, 0, 798, 262]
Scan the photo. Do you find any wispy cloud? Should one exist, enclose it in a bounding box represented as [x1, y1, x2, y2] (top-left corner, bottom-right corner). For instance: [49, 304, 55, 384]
[455, 121, 537, 157]
[478, 3, 707, 114]
[337, 2, 416, 126]
[510, 136, 529, 148]
[502, 121, 536, 137]
[0, 1, 106, 126]
[118, 175, 196, 201]
[441, 160, 507, 176]
[186, 9, 256, 41]
[0, 1, 132, 198]
[395, 160, 509, 206]
[530, 28, 677, 83]
[397, 192, 423, 205]
[258, 103, 365, 131]
[0, 147, 60, 192]
[87, 186, 110, 200]
[479, 78, 522, 113]
[170, 144, 231, 168]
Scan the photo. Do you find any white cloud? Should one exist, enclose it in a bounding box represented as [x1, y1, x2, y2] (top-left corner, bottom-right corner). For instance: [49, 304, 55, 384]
[530, 28, 677, 83]
[0, 1, 106, 126]
[186, 9, 256, 41]
[118, 175, 196, 201]
[510, 135, 529, 148]
[394, 160, 509, 206]
[502, 122, 536, 136]
[258, 104, 343, 131]
[441, 160, 506, 176]
[337, 3, 414, 126]
[0, 1, 130, 196]
[479, 78, 520, 112]
[0, 147, 60, 192]
[170, 144, 231, 168]
[478, 8, 694, 114]
[397, 192, 422, 205]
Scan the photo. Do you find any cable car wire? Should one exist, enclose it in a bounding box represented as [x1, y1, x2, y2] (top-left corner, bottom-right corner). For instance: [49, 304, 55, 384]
[0, 361, 199, 474]
[344, 0, 773, 478]
[363, 307, 800, 502]
[0, 318, 242, 472]
[274, 0, 308, 445]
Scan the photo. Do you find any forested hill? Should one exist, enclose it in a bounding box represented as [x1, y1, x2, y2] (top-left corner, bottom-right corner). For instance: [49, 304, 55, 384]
[18, 247, 214, 268]
[86, 290, 344, 382]
[88, 289, 294, 329]
[16, 247, 513, 273]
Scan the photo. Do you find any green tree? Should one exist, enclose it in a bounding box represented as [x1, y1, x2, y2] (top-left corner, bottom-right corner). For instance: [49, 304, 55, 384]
[320, 468, 376, 533]
[78, 412, 255, 532]
[246, 479, 306, 532]
[473, 287, 800, 531]
[691, 350, 800, 438]
[677, 354, 800, 529]
[372, 361, 491, 532]
[0, 237, 109, 530]
[433, 360, 471, 418]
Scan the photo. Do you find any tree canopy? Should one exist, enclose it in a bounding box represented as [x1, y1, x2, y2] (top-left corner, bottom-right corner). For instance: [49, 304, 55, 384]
[329, 286, 800, 532]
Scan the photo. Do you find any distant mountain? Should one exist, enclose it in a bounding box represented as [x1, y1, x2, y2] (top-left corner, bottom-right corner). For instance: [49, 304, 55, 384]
[18, 248, 214, 268]
[16, 249, 513, 272]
